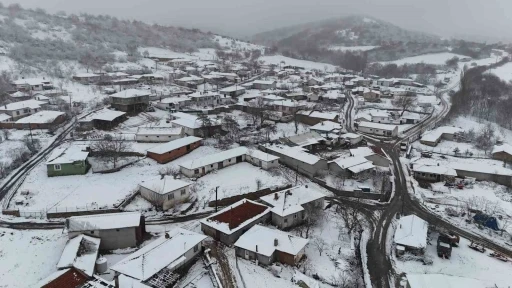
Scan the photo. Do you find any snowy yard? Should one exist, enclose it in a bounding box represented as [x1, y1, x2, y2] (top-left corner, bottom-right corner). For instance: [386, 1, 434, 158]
[0, 228, 67, 287]
[488, 61, 512, 83]
[259, 55, 336, 71]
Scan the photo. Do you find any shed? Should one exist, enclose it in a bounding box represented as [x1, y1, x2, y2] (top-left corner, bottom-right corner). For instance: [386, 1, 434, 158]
[139, 177, 192, 210]
[146, 136, 202, 164]
[78, 108, 126, 130]
[394, 215, 428, 254]
[357, 122, 398, 137]
[13, 110, 66, 130]
[57, 234, 101, 277]
[136, 127, 184, 143]
[46, 146, 90, 177]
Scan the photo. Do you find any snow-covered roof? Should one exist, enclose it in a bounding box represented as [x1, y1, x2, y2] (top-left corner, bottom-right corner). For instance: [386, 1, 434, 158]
[406, 273, 485, 288]
[412, 165, 457, 177]
[358, 122, 397, 131]
[13, 78, 48, 86]
[253, 80, 276, 85]
[66, 212, 141, 232]
[47, 146, 89, 165]
[57, 234, 100, 277]
[347, 161, 375, 174]
[36, 268, 89, 288]
[147, 136, 202, 154]
[340, 133, 362, 139]
[417, 96, 438, 104]
[420, 126, 463, 143]
[262, 94, 285, 101]
[272, 100, 302, 107]
[394, 215, 428, 249]
[219, 85, 246, 93]
[80, 108, 126, 122]
[74, 73, 100, 78]
[260, 185, 325, 217]
[234, 225, 309, 257]
[188, 91, 220, 98]
[0, 113, 11, 122]
[159, 96, 190, 104]
[370, 110, 389, 118]
[0, 99, 45, 111]
[284, 131, 326, 147]
[177, 75, 202, 82]
[139, 177, 190, 195]
[451, 162, 512, 176]
[136, 127, 183, 136]
[262, 144, 321, 165]
[15, 110, 64, 124]
[350, 147, 374, 158]
[492, 143, 512, 156]
[171, 112, 198, 120]
[110, 89, 151, 99]
[118, 275, 151, 288]
[200, 199, 271, 235]
[111, 228, 207, 281]
[180, 146, 277, 170]
[309, 120, 342, 132]
[299, 110, 338, 120]
[331, 156, 375, 173]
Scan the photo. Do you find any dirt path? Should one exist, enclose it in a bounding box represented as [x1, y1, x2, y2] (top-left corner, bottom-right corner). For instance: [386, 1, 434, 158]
[205, 241, 237, 288]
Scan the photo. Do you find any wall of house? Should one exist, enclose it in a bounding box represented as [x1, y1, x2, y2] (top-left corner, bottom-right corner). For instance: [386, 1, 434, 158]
[139, 185, 190, 210]
[328, 162, 351, 178]
[272, 211, 304, 230]
[181, 154, 246, 178]
[454, 169, 512, 187]
[493, 151, 512, 163]
[147, 140, 201, 164]
[263, 150, 327, 178]
[413, 171, 442, 182]
[47, 160, 89, 177]
[276, 250, 298, 266]
[135, 134, 183, 143]
[419, 139, 439, 147]
[245, 155, 279, 170]
[358, 126, 397, 137]
[235, 247, 274, 265]
[69, 227, 137, 250]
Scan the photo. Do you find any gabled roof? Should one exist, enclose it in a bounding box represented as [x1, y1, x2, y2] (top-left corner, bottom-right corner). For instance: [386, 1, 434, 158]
[47, 146, 89, 165]
[394, 215, 428, 249]
[111, 228, 207, 281]
[80, 108, 126, 122]
[0, 99, 45, 111]
[358, 121, 397, 131]
[37, 267, 89, 288]
[283, 131, 326, 148]
[136, 127, 183, 136]
[179, 146, 277, 170]
[66, 212, 141, 232]
[200, 199, 270, 234]
[492, 143, 512, 156]
[234, 225, 309, 257]
[412, 165, 457, 177]
[139, 176, 191, 195]
[110, 89, 150, 99]
[261, 144, 321, 165]
[310, 121, 342, 132]
[420, 126, 463, 143]
[147, 136, 202, 154]
[57, 234, 101, 276]
[15, 111, 65, 124]
[260, 185, 325, 217]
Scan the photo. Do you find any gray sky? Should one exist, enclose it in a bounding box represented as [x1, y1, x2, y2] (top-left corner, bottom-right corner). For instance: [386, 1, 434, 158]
[2, 0, 511, 42]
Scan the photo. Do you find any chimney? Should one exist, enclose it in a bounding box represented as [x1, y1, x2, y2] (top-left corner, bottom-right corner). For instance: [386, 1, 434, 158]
[165, 233, 170, 239]
[256, 245, 258, 252]
[274, 193, 279, 200]
[274, 238, 278, 246]
[305, 185, 308, 189]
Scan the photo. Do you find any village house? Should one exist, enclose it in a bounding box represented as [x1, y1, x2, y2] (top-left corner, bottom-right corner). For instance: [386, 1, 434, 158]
[77, 108, 126, 130]
[417, 95, 438, 108]
[370, 110, 391, 123]
[420, 126, 463, 147]
[280, 131, 330, 151]
[175, 75, 204, 87]
[188, 91, 221, 107]
[234, 225, 309, 266]
[57, 234, 101, 277]
[219, 85, 246, 97]
[155, 96, 191, 111]
[412, 165, 457, 182]
[340, 133, 363, 145]
[12, 110, 66, 130]
[139, 177, 192, 210]
[136, 127, 184, 143]
[179, 146, 279, 177]
[0, 99, 46, 121]
[362, 90, 381, 101]
[394, 215, 428, 255]
[309, 120, 342, 136]
[46, 146, 90, 177]
[66, 212, 146, 250]
[270, 100, 305, 115]
[262, 94, 285, 103]
[200, 199, 271, 245]
[111, 228, 207, 287]
[492, 143, 512, 163]
[73, 73, 102, 84]
[350, 146, 390, 167]
[307, 77, 324, 86]
[451, 163, 512, 187]
[34, 94, 50, 103]
[357, 122, 398, 137]
[253, 80, 277, 90]
[146, 136, 202, 164]
[297, 110, 339, 126]
[9, 91, 32, 101]
[12, 78, 52, 91]
[284, 91, 307, 101]
[259, 144, 328, 177]
[170, 114, 221, 137]
[210, 72, 240, 82]
[329, 156, 375, 178]
[110, 89, 150, 112]
[376, 78, 394, 87]
[0, 113, 12, 123]
[259, 185, 325, 230]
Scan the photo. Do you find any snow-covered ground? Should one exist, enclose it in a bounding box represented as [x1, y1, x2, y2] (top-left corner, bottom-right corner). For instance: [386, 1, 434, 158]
[0, 228, 67, 287]
[258, 55, 336, 71]
[213, 35, 265, 53]
[381, 52, 469, 65]
[328, 45, 379, 52]
[488, 61, 512, 83]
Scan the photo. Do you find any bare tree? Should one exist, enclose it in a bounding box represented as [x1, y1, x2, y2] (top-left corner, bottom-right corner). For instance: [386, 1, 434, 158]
[475, 124, 495, 154]
[262, 124, 277, 142]
[2, 129, 11, 141]
[312, 237, 327, 256]
[338, 206, 362, 239]
[392, 96, 416, 116]
[246, 97, 275, 127]
[198, 114, 213, 137]
[92, 134, 132, 168]
[301, 203, 324, 238]
[222, 115, 240, 142]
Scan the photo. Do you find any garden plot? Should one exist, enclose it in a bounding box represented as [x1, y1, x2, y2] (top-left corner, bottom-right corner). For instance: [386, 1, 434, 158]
[412, 140, 484, 158]
[395, 234, 512, 287]
[0, 228, 67, 287]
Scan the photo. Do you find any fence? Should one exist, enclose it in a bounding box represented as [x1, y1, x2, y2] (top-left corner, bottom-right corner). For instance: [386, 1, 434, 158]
[207, 184, 293, 207]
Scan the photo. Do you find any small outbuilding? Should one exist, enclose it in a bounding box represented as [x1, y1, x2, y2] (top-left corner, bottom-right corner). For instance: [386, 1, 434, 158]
[139, 177, 192, 210]
[46, 146, 90, 177]
[357, 122, 398, 137]
[78, 108, 127, 130]
[57, 234, 101, 277]
[394, 215, 428, 255]
[146, 136, 202, 164]
[135, 127, 184, 143]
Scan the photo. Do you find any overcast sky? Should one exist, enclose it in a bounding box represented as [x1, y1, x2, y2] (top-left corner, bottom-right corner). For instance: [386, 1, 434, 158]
[2, 0, 511, 42]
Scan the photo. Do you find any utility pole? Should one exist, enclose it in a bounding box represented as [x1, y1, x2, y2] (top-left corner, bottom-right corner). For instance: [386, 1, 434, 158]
[215, 186, 219, 212]
[29, 122, 33, 143]
[295, 165, 299, 186]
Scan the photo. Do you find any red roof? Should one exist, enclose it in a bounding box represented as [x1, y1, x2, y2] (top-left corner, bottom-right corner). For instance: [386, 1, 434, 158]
[42, 267, 89, 288]
[210, 201, 268, 230]
[370, 145, 386, 157]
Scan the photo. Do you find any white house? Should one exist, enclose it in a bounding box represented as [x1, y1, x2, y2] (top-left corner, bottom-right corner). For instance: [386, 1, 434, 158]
[155, 96, 191, 111]
[394, 215, 428, 253]
[219, 85, 246, 97]
[340, 133, 363, 145]
[309, 120, 342, 135]
[253, 80, 277, 90]
[188, 92, 221, 107]
[139, 177, 192, 210]
[12, 78, 52, 91]
[135, 127, 184, 143]
[329, 156, 375, 177]
[357, 122, 398, 137]
[0, 99, 46, 120]
[370, 110, 391, 123]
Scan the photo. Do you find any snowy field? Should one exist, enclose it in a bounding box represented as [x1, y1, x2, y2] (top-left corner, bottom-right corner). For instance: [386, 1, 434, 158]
[213, 35, 265, 53]
[395, 235, 512, 287]
[450, 116, 512, 144]
[259, 55, 336, 71]
[328, 45, 379, 52]
[381, 52, 469, 65]
[0, 228, 67, 287]
[488, 61, 512, 83]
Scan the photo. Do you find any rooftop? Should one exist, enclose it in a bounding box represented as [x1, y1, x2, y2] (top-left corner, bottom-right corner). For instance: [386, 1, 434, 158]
[15, 111, 64, 124]
[0, 99, 45, 111]
[136, 127, 183, 136]
[139, 176, 191, 195]
[394, 215, 428, 249]
[80, 108, 126, 122]
[262, 144, 321, 165]
[260, 185, 325, 217]
[358, 121, 397, 131]
[420, 126, 463, 143]
[179, 146, 277, 170]
[57, 234, 101, 277]
[412, 165, 457, 177]
[146, 136, 202, 154]
[234, 225, 309, 257]
[492, 143, 512, 156]
[110, 89, 151, 99]
[36, 268, 89, 288]
[219, 85, 246, 93]
[253, 80, 276, 85]
[200, 199, 270, 234]
[299, 110, 338, 120]
[46, 146, 89, 165]
[66, 212, 141, 232]
[309, 120, 342, 132]
[283, 131, 326, 148]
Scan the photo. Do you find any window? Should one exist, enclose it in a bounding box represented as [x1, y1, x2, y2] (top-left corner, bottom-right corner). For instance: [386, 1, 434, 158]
[211, 165, 213, 168]
[90, 231, 94, 234]
[229, 159, 231, 162]
[54, 164, 61, 171]
[157, 136, 160, 138]
[194, 244, 199, 252]
[284, 218, 288, 223]
[181, 189, 186, 195]
[293, 214, 297, 219]
[23, 109, 29, 113]
[168, 193, 174, 200]
[194, 169, 199, 174]
[16, 111, 20, 115]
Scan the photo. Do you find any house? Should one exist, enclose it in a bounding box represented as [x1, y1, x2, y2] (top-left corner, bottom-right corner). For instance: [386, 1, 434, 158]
[253, 80, 277, 90]
[136, 127, 184, 143]
[280, 131, 329, 151]
[412, 165, 457, 182]
[297, 111, 339, 126]
[259, 185, 325, 229]
[146, 136, 202, 164]
[370, 110, 391, 123]
[77, 108, 126, 130]
[492, 143, 512, 162]
[0, 99, 46, 121]
[111, 228, 207, 287]
[9, 91, 32, 101]
[0, 113, 12, 123]
[219, 85, 246, 97]
[234, 225, 309, 266]
[200, 199, 271, 245]
[12, 78, 52, 91]
[46, 146, 90, 177]
[262, 94, 285, 102]
[155, 96, 191, 111]
[394, 215, 428, 254]
[307, 77, 324, 86]
[355, 115, 371, 123]
[57, 234, 101, 277]
[340, 133, 363, 145]
[34, 94, 50, 103]
[329, 156, 375, 178]
[451, 162, 512, 187]
[66, 212, 145, 250]
[175, 75, 204, 87]
[401, 112, 421, 124]
[270, 100, 305, 115]
[179, 146, 279, 177]
[188, 91, 221, 106]
[420, 126, 463, 147]
[73, 73, 101, 84]
[406, 274, 486, 288]
[139, 177, 192, 210]
[259, 144, 328, 177]
[357, 122, 398, 137]
[110, 89, 150, 112]
[376, 78, 394, 87]
[350, 146, 390, 167]
[210, 72, 240, 82]
[284, 91, 307, 101]
[362, 90, 381, 101]
[389, 87, 408, 96]
[417, 95, 438, 107]
[170, 115, 221, 137]
[13, 111, 66, 130]
[309, 120, 342, 136]
[321, 90, 346, 103]
[36, 267, 90, 288]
